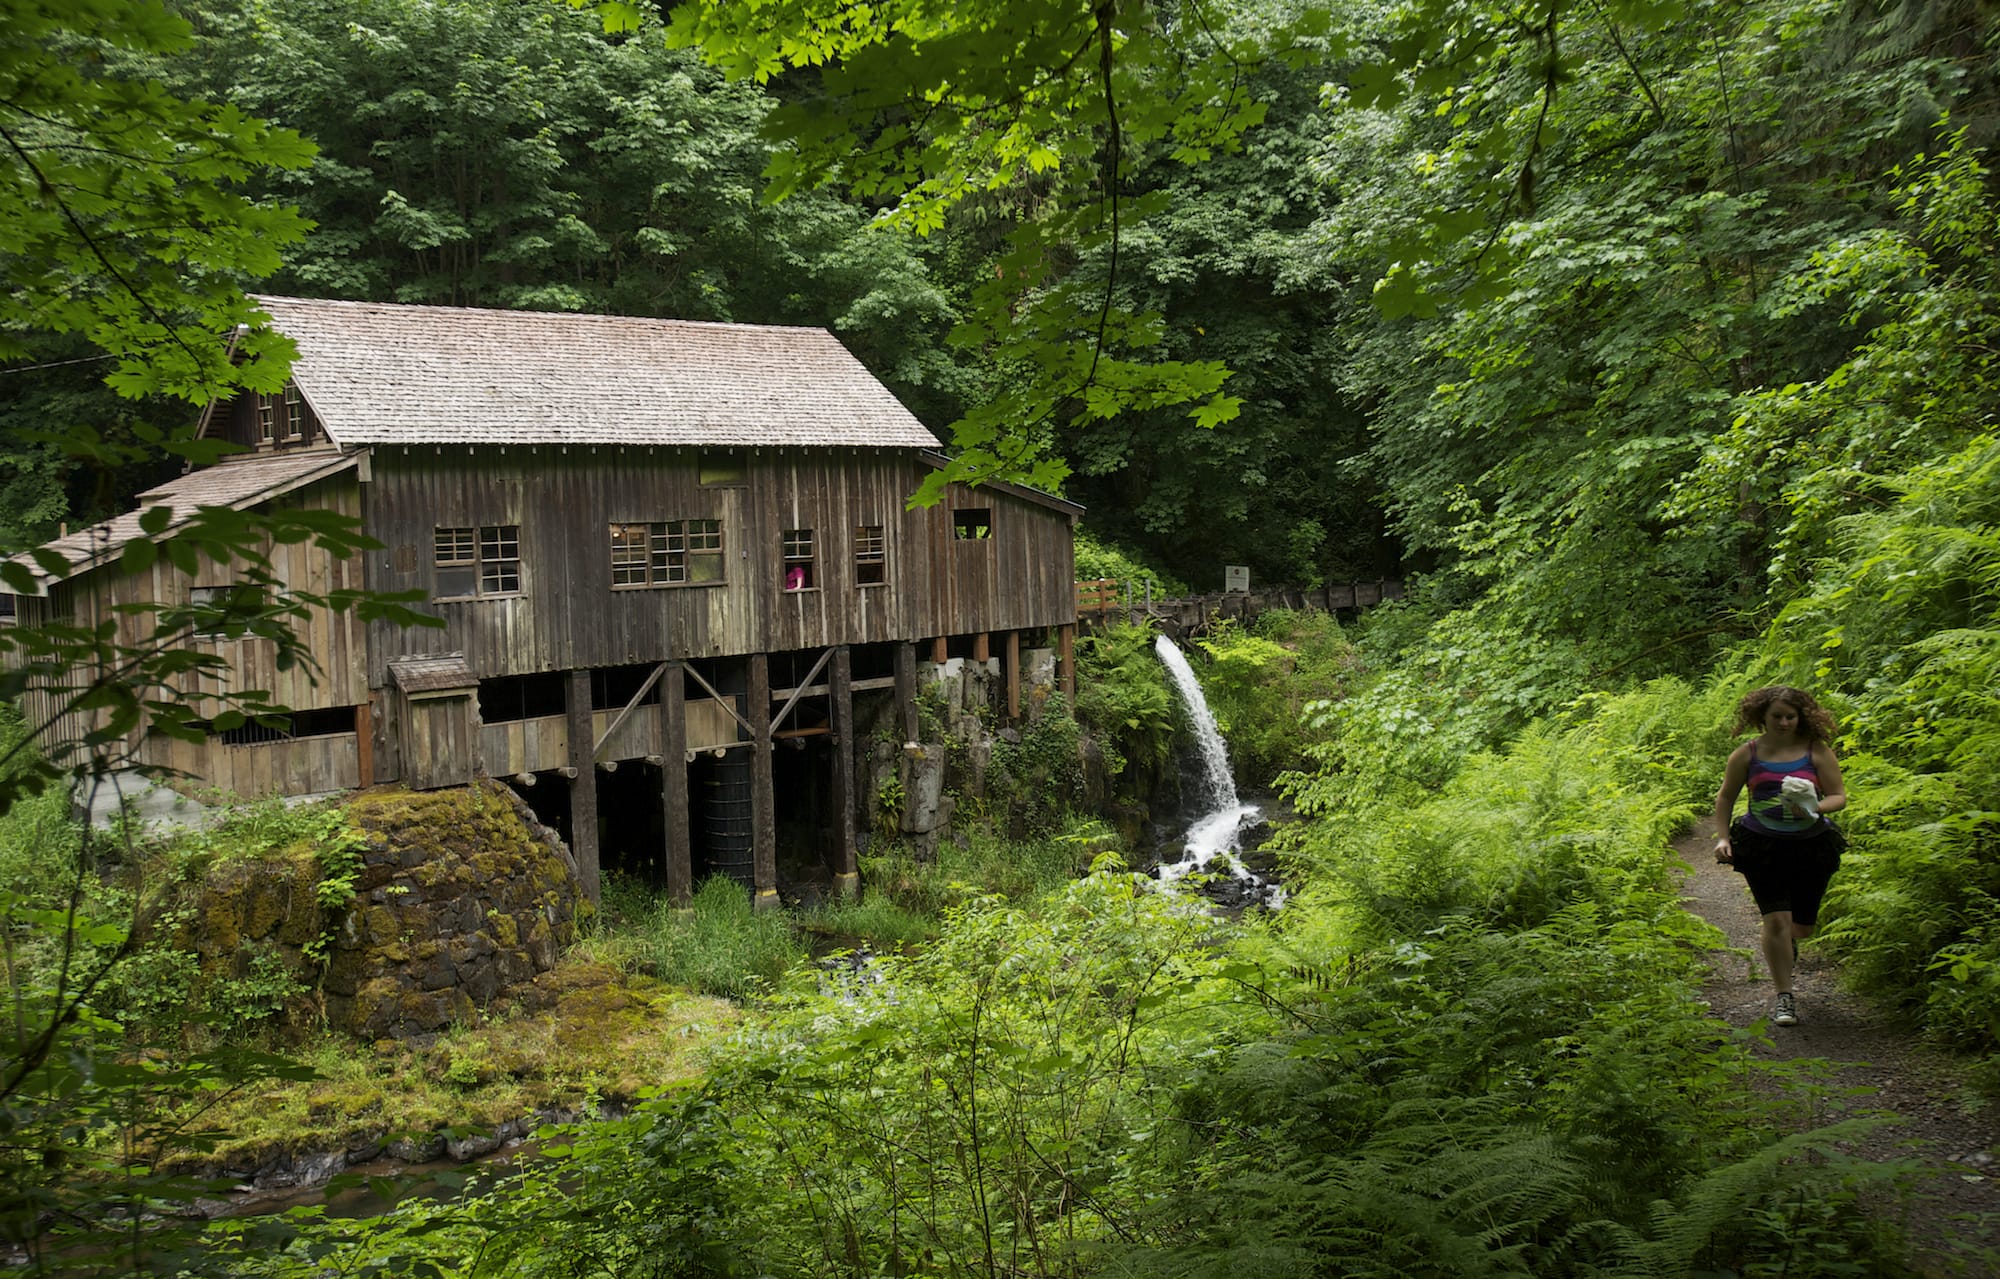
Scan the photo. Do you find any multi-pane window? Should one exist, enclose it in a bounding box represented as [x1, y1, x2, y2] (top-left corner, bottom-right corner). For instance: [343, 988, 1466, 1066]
[854, 524, 886, 586]
[782, 529, 816, 591]
[187, 585, 232, 638]
[256, 396, 275, 443]
[434, 524, 522, 598]
[281, 386, 305, 441]
[609, 520, 723, 587]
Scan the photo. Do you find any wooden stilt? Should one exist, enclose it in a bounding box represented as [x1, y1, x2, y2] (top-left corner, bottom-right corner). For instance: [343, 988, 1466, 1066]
[931, 635, 948, 664]
[831, 645, 858, 897]
[565, 669, 601, 906]
[973, 632, 990, 663]
[895, 640, 919, 742]
[748, 653, 779, 911]
[1005, 630, 1020, 720]
[660, 661, 692, 906]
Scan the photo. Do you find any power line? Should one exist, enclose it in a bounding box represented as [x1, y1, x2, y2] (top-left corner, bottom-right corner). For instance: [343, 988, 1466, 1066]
[0, 354, 117, 376]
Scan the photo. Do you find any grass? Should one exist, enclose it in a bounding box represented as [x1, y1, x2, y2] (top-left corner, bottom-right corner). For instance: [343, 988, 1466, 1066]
[635, 875, 810, 1000]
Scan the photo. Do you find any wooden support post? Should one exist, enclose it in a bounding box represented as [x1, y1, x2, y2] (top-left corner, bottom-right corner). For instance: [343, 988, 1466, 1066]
[973, 632, 989, 664]
[354, 699, 373, 788]
[1059, 623, 1076, 706]
[831, 645, 859, 898]
[894, 640, 919, 742]
[748, 654, 779, 912]
[1005, 630, 1021, 721]
[565, 670, 601, 906]
[660, 661, 692, 906]
[931, 635, 948, 665]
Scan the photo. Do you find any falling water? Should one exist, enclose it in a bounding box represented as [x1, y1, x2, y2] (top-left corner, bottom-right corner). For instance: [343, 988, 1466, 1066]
[1153, 635, 1281, 907]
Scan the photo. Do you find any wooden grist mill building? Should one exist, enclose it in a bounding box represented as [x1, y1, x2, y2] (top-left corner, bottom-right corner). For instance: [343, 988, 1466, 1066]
[6, 297, 1081, 906]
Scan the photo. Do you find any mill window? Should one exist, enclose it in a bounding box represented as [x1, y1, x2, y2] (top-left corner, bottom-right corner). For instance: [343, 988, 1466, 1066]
[609, 520, 724, 587]
[952, 508, 992, 540]
[782, 529, 816, 591]
[854, 524, 886, 586]
[699, 453, 745, 486]
[434, 524, 522, 599]
[186, 585, 240, 639]
[280, 386, 306, 441]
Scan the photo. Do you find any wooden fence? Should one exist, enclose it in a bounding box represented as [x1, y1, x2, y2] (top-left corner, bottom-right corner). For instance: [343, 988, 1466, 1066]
[1075, 578, 1404, 633]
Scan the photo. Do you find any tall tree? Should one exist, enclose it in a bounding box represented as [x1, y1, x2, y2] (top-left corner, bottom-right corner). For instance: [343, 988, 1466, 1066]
[174, 0, 973, 424]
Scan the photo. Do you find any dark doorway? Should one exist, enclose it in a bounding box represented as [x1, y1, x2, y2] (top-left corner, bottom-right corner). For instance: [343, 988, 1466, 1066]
[772, 734, 835, 892]
[597, 763, 667, 888]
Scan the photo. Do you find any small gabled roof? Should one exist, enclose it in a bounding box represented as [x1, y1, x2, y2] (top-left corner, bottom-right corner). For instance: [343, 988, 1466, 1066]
[5, 450, 361, 591]
[387, 653, 477, 696]
[238, 295, 943, 451]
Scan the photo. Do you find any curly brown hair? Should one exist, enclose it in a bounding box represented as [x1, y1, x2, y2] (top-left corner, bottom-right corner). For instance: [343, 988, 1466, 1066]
[1732, 685, 1838, 744]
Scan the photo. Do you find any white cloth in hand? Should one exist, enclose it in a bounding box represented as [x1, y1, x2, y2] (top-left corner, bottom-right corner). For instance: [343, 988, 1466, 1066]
[1780, 774, 1821, 817]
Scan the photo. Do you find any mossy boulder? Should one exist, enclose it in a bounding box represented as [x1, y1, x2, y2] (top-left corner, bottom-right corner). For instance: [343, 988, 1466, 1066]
[319, 781, 583, 1041]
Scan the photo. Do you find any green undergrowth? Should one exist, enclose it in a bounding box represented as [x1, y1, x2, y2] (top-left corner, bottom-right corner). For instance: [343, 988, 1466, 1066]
[590, 818, 1122, 999]
[226, 680, 1915, 1276]
[1192, 609, 1363, 786]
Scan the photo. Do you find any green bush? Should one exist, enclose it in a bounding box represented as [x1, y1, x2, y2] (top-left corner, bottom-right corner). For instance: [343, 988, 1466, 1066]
[1073, 619, 1176, 781]
[1074, 528, 1188, 597]
[1192, 611, 1360, 786]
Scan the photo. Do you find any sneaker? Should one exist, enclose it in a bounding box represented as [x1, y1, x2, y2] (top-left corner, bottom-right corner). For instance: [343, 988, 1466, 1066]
[1774, 991, 1799, 1027]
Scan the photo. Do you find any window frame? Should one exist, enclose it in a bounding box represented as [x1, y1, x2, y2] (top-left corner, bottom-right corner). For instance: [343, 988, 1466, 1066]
[698, 453, 746, 486]
[433, 523, 523, 600]
[952, 508, 992, 541]
[781, 528, 817, 592]
[280, 385, 306, 442]
[608, 519, 725, 589]
[854, 523, 887, 587]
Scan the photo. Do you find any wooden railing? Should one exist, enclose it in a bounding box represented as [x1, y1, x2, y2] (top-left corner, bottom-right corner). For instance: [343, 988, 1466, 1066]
[1074, 578, 1122, 613]
[1076, 578, 1404, 627]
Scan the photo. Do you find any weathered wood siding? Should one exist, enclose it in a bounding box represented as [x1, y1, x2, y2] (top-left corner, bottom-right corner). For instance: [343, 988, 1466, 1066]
[400, 692, 477, 791]
[360, 447, 1076, 688]
[150, 732, 358, 798]
[10, 476, 367, 779]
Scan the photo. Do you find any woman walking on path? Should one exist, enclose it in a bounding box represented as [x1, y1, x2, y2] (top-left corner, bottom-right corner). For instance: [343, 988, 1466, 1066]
[1712, 685, 1848, 1028]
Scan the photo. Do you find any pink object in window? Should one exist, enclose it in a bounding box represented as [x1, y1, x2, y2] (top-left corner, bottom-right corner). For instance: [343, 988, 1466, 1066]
[785, 565, 806, 591]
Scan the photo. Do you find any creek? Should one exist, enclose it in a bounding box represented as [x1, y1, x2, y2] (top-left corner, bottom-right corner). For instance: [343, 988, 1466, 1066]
[1152, 635, 1284, 909]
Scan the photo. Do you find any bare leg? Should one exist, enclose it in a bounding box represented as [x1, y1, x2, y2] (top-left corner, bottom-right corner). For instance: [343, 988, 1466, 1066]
[1761, 911, 1796, 992]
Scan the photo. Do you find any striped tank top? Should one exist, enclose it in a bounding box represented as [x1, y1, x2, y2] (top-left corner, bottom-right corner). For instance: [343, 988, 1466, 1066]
[1741, 750, 1821, 836]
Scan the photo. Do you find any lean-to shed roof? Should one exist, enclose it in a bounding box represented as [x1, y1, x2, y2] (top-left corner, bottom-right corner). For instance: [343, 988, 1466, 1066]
[5, 450, 361, 589]
[238, 295, 944, 451]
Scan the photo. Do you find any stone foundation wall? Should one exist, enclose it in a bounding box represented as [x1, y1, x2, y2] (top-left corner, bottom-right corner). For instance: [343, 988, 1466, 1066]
[323, 782, 582, 1041]
[180, 781, 582, 1043]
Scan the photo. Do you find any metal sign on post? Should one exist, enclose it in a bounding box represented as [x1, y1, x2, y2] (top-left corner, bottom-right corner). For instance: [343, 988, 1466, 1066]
[1224, 565, 1250, 593]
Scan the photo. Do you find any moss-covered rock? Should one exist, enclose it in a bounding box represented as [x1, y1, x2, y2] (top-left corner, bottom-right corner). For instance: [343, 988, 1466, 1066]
[317, 781, 583, 1041]
[162, 781, 583, 1043]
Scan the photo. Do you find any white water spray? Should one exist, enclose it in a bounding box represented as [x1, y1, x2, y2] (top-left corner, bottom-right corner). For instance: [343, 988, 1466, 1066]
[1153, 635, 1281, 907]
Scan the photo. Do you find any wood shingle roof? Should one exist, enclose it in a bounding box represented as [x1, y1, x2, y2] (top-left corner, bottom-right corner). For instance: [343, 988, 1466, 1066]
[244, 295, 944, 451]
[6, 451, 361, 588]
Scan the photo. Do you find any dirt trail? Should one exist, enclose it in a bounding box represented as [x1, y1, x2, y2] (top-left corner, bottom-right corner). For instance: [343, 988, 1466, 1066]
[1675, 820, 2000, 1272]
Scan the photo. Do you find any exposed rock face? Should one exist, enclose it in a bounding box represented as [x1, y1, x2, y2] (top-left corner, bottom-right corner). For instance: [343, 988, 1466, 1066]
[320, 782, 582, 1041]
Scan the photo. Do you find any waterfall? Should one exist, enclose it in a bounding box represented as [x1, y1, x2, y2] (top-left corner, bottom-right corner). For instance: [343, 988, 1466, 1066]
[1153, 635, 1281, 906]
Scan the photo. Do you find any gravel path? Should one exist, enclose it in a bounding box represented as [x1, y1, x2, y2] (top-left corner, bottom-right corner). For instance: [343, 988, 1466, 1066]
[1676, 820, 2000, 1273]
